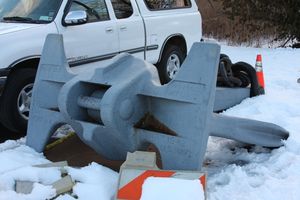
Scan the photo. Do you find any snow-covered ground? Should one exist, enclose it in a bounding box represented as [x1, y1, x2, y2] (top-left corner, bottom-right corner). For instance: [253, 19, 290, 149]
[0, 45, 299, 200]
[206, 46, 300, 200]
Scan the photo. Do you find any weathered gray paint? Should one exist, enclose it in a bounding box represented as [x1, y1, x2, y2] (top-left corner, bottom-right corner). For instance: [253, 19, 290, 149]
[26, 34, 289, 170]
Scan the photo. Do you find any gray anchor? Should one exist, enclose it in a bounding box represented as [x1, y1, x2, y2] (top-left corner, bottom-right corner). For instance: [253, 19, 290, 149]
[26, 34, 289, 170]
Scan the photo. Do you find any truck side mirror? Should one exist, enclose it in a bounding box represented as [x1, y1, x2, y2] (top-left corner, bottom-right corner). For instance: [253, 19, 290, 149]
[64, 10, 87, 26]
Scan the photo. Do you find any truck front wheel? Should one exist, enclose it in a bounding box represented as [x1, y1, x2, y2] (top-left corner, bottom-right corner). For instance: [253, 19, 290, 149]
[0, 68, 36, 133]
[157, 45, 185, 84]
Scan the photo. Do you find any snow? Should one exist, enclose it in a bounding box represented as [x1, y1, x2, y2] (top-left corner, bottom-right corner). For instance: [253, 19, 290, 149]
[66, 163, 118, 200]
[205, 45, 300, 200]
[0, 140, 59, 200]
[0, 45, 300, 200]
[0, 183, 56, 200]
[0, 142, 61, 190]
[140, 177, 204, 200]
[0, 140, 118, 200]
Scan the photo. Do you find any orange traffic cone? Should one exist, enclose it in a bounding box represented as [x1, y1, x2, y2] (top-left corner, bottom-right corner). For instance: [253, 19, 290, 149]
[255, 54, 265, 94]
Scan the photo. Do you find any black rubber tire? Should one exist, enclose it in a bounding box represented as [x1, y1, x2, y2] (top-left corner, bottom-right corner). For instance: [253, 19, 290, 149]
[217, 54, 238, 87]
[292, 43, 300, 48]
[219, 54, 233, 76]
[0, 68, 36, 133]
[157, 45, 185, 84]
[231, 62, 262, 97]
[234, 71, 251, 87]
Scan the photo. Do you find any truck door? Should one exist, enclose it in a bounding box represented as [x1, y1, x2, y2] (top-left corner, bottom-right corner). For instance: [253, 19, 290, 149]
[110, 0, 145, 60]
[59, 0, 119, 66]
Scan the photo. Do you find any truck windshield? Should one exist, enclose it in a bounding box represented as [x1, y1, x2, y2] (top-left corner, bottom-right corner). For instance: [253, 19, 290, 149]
[0, 0, 62, 23]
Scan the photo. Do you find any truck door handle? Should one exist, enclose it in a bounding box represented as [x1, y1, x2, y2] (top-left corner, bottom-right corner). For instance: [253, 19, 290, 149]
[105, 27, 114, 33]
[120, 26, 127, 31]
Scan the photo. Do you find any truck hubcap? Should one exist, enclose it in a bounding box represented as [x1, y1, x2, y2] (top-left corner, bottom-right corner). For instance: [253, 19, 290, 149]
[17, 83, 33, 120]
[166, 54, 180, 79]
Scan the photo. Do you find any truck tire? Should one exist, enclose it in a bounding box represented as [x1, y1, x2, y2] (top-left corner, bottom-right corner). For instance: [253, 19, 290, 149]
[0, 68, 36, 133]
[157, 45, 185, 84]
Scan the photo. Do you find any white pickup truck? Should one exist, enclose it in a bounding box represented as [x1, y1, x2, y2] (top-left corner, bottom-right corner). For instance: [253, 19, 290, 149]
[0, 0, 202, 133]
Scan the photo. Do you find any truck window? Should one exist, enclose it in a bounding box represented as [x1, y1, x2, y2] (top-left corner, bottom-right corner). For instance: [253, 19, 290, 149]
[144, 0, 191, 10]
[110, 0, 133, 19]
[69, 0, 109, 22]
[0, 0, 62, 23]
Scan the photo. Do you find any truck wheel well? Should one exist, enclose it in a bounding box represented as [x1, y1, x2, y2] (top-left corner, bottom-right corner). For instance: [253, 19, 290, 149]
[159, 35, 187, 62]
[9, 58, 40, 75]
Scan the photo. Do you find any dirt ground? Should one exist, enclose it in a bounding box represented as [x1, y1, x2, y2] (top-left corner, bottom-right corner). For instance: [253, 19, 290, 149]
[44, 134, 124, 172]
